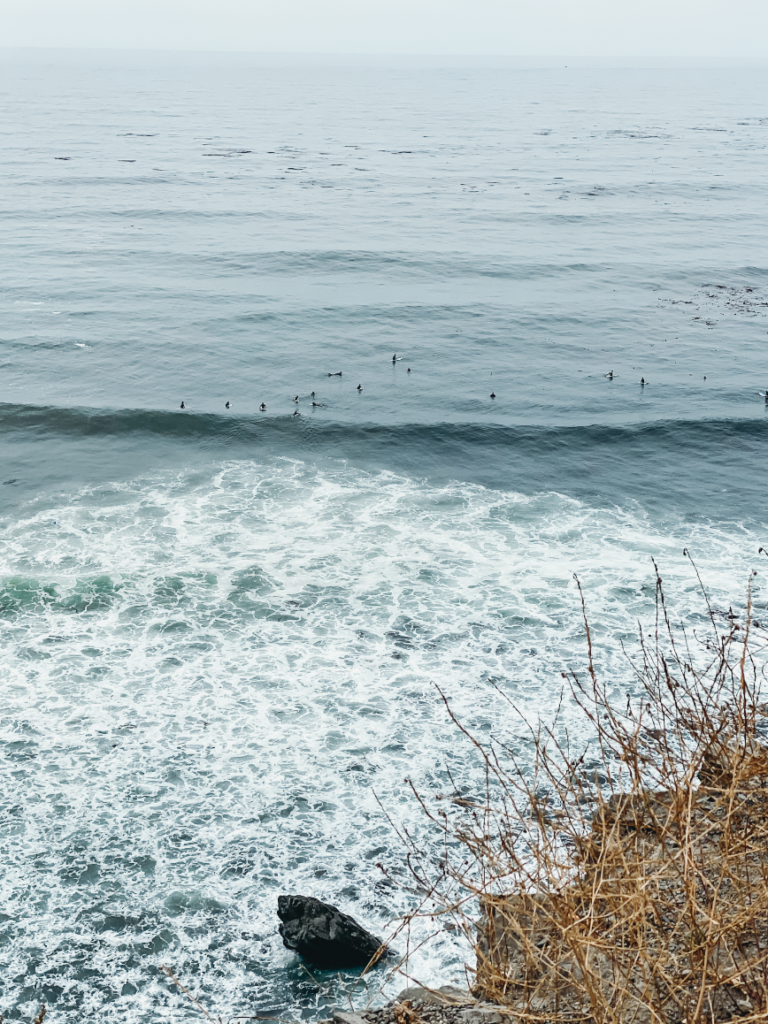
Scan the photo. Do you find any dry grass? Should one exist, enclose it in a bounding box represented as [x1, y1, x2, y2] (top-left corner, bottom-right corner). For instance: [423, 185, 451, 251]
[395, 558, 768, 1024]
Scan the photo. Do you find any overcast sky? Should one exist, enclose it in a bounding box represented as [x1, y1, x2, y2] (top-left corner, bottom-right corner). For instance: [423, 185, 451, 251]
[3, 0, 768, 57]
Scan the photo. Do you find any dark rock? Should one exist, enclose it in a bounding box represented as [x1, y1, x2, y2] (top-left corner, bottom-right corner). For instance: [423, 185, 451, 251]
[277, 894, 387, 968]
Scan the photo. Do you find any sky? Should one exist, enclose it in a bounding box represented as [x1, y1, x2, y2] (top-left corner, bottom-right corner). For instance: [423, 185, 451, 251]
[2, 0, 768, 57]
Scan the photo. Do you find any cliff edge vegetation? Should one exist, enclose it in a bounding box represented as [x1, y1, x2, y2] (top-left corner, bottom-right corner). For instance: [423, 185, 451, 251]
[398, 558, 768, 1024]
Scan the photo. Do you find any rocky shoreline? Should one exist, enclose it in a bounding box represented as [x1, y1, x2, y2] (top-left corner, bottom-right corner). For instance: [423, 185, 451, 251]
[276, 898, 498, 1024]
[324, 987, 505, 1024]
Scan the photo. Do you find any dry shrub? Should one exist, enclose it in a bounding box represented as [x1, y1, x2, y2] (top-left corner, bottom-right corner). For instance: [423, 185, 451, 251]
[399, 558, 768, 1024]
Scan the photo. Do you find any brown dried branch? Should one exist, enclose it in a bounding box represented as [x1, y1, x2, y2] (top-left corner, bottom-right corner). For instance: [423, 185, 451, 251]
[397, 559, 768, 1024]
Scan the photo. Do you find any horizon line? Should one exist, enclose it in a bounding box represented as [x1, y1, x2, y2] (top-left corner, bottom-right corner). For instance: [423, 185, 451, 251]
[2, 46, 767, 66]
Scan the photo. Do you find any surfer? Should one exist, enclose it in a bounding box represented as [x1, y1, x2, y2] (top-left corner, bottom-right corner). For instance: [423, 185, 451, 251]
[259, 402, 266, 411]
[180, 401, 185, 409]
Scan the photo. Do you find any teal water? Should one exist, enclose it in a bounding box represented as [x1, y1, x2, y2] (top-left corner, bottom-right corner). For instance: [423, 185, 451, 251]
[1, 51, 768, 1022]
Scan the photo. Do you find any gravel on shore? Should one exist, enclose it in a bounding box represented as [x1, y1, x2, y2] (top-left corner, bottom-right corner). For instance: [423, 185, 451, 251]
[323, 986, 505, 1024]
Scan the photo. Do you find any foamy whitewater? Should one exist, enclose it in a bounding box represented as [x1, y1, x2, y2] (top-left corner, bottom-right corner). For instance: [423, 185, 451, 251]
[1, 51, 768, 1022]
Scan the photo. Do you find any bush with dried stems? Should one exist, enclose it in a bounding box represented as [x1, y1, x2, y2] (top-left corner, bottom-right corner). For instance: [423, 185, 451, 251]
[394, 557, 768, 1024]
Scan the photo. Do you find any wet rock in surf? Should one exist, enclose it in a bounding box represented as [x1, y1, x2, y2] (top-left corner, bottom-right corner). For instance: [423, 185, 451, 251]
[277, 894, 387, 968]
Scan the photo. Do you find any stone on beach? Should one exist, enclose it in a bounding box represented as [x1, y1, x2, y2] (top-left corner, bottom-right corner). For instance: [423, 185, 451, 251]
[277, 894, 387, 968]
[325, 987, 497, 1024]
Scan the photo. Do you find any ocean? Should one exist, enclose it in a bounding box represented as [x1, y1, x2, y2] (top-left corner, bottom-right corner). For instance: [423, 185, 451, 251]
[1, 49, 767, 1022]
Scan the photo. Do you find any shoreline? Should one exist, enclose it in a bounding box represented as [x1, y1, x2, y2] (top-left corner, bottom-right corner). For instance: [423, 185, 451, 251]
[325, 987, 504, 1024]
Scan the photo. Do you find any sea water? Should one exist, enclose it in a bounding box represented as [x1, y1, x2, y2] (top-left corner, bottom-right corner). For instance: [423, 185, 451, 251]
[1, 50, 768, 1022]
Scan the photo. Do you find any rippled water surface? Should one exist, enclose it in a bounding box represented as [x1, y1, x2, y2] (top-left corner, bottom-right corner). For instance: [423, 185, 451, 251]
[1, 51, 768, 1022]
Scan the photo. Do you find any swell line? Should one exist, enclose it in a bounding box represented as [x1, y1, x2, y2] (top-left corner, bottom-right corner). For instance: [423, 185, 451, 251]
[2, 401, 768, 448]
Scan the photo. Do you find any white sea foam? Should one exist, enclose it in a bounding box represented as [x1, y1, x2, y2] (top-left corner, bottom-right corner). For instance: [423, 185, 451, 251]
[0, 459, 764, 1021]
